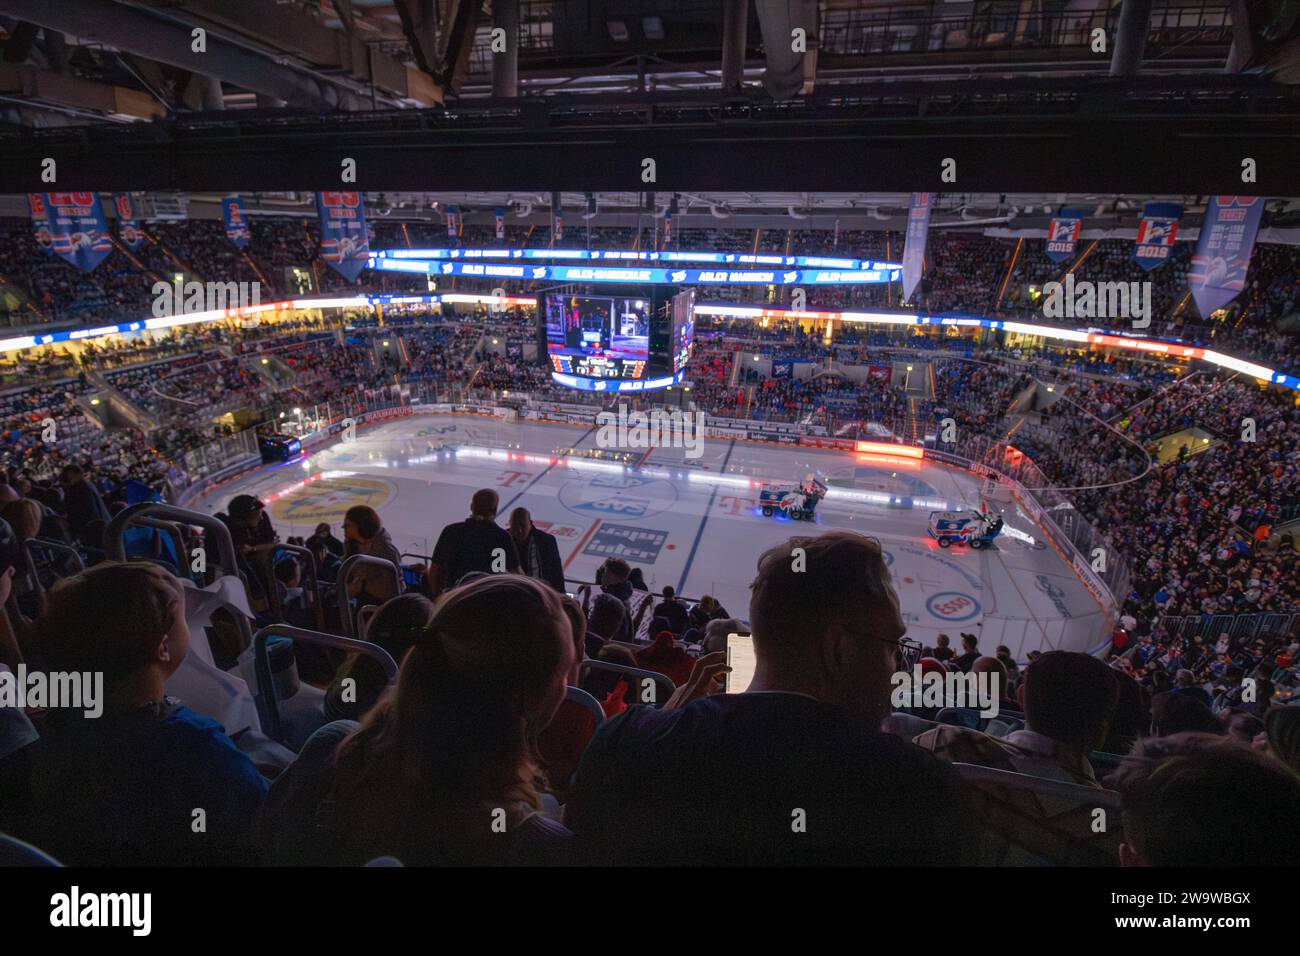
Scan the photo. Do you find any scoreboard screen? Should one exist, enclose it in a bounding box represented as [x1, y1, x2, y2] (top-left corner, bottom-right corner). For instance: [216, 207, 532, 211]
[543, 294, 649, 380]
[671, 288, 696, 374]
[537, 286, 694, 392]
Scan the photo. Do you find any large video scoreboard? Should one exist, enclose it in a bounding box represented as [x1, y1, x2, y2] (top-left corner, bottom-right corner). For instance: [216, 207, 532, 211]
[538, 286, 695, 392]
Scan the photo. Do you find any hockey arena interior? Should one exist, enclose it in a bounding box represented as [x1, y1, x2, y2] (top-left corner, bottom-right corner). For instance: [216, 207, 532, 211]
[0, 188, 1297, 871]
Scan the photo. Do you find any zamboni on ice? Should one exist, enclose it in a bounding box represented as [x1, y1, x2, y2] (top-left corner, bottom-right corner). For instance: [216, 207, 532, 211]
[759, 475, 827, 521]
[927, 505, 1004, 549]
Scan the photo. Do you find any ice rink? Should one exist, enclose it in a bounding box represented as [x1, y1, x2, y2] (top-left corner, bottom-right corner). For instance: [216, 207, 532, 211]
[193, 414, 1112, 660]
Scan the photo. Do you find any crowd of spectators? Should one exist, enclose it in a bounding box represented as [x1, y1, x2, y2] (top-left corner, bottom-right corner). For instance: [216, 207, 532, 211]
[3, 502, 1297, 867]
[0, 219, 1297, 869]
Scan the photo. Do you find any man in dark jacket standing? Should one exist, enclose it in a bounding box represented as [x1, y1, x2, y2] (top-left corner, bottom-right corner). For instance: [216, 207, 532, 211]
[508, 507, 565, 593]
[428, 489, 519, 596]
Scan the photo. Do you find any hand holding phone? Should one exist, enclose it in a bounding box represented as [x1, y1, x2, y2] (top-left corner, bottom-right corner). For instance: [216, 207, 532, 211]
[663, 652, 730, 710]
[724, 632, 756, 694]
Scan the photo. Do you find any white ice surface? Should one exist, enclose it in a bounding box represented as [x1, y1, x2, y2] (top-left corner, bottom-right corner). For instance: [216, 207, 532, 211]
[194, 415, 1110, 660]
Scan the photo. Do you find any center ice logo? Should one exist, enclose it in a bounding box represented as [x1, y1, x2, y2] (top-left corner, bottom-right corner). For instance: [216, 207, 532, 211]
[270, 476, 393, 523]
[559, 474, 678, 520]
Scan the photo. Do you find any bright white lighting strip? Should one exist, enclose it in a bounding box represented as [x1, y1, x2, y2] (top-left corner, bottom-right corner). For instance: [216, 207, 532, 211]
[10, 295, 1297, 393]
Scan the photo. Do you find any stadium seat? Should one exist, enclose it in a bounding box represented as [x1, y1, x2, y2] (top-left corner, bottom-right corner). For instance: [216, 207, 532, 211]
[563, 685, 607, 727]
[579, 660, 677, 708]
[951, 762, 1123, 866]
[335, 553, 404, 638]
[0, 832, 62, 867]
[249, 624, 399, 749]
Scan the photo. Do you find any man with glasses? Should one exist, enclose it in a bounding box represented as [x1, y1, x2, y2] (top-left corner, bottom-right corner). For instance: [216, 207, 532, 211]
[567, 530, 975, 866]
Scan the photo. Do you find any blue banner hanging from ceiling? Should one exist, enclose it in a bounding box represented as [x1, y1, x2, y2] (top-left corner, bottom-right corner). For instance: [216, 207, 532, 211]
[114, 193, 143, 251]
[44, 192, 113, 272]
[315, 191, 370, 283]
[901, 192, 932, 302]
[28, 193, 54, 256]
[222, 195, 251, 248]
[1132, 202, 1182, 271]
[1189, 196, 1264, 318]
[1044, 209, 1085, 263]
[494, 207, 505, 240]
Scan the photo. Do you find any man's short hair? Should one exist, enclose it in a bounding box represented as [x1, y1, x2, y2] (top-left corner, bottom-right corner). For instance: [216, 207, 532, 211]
[601, 557, 631, 581]
[749, 531, 891, 661]
[1152, 693, 1222, 737]
[470, 488, 499, 517]
[38, 562, 178, 684]
[1118, 741, 1300, 866]
[1021, 651, 1119, 750]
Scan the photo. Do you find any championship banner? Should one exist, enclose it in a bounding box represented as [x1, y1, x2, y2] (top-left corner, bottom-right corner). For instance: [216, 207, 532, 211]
[494, 207, 505, 240]
[222, 196, 251, 248]
[315, 191, 370, 283]
[663, 211, 672, 247]
[1133, 202, 1182, 271]
[114, 193, 143, 251]
[446, 206, 459, 239]
[553, 209, 564, 242]
[28, 193, 54, 256]
[1044, 209, 1085, 263]
[1189, 196, 1265, 317]
[901, 192, 931, 302]
[44, 192, 113, 272]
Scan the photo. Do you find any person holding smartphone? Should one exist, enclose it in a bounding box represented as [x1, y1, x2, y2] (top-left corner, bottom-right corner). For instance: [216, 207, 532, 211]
[566, 530, 977, 866]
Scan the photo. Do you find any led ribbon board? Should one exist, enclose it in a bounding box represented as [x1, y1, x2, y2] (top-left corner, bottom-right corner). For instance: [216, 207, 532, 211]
[549, 369, 688, 392]
[370, 259, 898, 285]
[372, 247, 901, 271]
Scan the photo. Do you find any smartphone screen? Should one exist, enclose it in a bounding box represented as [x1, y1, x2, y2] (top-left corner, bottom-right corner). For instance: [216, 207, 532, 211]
[725, 632, 756, 694]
